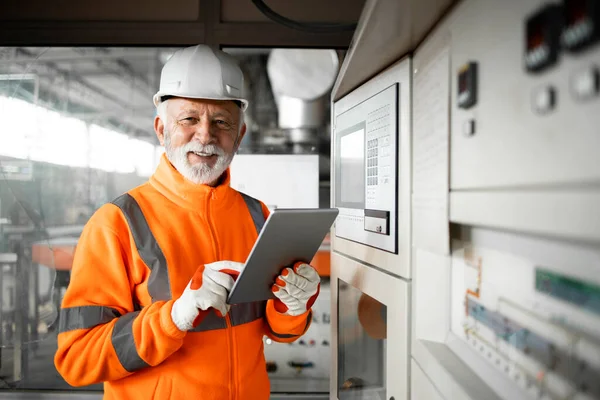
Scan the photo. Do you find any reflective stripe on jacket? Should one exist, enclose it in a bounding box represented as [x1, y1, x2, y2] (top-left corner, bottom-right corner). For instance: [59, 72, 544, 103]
[54, 154, 312, 400]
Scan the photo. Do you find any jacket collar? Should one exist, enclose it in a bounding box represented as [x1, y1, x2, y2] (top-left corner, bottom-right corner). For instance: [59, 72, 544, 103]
[149, 153, 235, 211]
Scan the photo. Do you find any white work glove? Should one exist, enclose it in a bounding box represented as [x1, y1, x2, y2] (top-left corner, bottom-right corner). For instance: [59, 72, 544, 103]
[171, 261, 243, 331]
[272, 262, 321, 316]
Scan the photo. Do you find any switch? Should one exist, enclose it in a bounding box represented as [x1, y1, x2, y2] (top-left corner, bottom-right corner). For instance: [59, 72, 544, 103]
[571, 66, 600, 100]
[525, 5, 563, 73]
[288, 361, 315, 369]
[322, 340, 330, 346]
[462, 119, 476, 137]
[266, 361, 278, 373]
[532, 86, 557, 114]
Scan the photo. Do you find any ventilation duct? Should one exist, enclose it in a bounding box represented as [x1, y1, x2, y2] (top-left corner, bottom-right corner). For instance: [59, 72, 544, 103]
[266, 49, 339, 150]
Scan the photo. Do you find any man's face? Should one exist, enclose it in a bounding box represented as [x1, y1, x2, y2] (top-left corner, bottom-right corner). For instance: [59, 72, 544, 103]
[154, 98, 246, 186]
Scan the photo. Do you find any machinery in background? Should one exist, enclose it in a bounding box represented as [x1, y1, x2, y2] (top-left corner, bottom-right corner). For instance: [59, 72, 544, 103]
[451, 231, 600, 400]
[408, 0, 600, 399]
[332, 0, 600, 399]
[330, 54, 412, 400]
[0, 215, 82, 385]
[230, 152, 332, 394]
[265, 280, 331, 394]
[266, 49, 338, 154]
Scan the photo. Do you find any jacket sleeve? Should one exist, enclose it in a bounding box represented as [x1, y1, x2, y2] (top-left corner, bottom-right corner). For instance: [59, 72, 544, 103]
[264, 302, 312, 343]
[257, 201, 313, 343]
[54, 209, 186, 387]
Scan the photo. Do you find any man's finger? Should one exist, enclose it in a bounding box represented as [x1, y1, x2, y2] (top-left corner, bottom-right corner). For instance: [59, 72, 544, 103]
[293, 263, 320, 282]
[206, 268, 236, 292]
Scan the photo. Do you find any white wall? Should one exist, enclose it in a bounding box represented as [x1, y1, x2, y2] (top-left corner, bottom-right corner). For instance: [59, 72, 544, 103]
[229, 154, 319, 210]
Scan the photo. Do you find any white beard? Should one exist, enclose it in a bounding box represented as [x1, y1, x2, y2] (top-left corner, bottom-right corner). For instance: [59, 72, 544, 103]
[164, 133, 234, 185]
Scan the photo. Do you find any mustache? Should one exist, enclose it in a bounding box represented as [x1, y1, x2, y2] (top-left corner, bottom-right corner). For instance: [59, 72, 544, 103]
[179, 142, 226, 157]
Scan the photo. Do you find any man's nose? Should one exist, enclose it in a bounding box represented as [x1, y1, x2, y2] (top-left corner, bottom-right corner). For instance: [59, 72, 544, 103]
[193, 120, 215, 145]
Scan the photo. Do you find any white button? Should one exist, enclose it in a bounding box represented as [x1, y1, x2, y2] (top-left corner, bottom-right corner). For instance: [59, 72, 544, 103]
[462, 119, 475, 137]
[532, 86, 556, 114]
[572, 67, 599, 101]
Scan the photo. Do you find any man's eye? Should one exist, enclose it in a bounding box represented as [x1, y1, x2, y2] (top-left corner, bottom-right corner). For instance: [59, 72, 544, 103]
[180, 117, 197, 125]
[216, 120, 231, 128]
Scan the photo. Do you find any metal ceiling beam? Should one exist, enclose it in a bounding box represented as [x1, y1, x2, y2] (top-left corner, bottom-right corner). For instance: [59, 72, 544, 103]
[0, 50, 158, 140]
[213, 22, 353, 48]
[78, 47, 158, 96]
[0, 52, 158, 141]
[0, 50, 160, 65]
[1, 47, 158, 98]
[0, 20, 352, 48]
[0, 21, 206, 46]
[2, 63, 154, 132]
[13, 48, 152, 113]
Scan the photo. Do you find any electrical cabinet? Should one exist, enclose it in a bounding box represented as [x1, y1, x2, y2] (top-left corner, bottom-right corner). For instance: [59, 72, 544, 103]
[411, 1, 600, 400]
[451, 0, 600, 191]
[331, 57, 412, 279]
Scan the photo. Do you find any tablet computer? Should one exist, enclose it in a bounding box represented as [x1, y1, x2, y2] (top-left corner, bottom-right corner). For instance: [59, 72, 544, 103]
[227, 208, 339, 305]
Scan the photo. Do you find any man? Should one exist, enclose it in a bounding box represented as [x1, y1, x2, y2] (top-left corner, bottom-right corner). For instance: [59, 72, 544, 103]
[54, 45, 321, 400]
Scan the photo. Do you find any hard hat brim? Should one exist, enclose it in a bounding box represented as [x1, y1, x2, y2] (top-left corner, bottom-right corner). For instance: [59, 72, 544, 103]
[153, 92, 248, 112]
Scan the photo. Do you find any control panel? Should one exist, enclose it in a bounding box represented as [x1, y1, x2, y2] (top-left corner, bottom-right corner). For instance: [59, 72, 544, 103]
[263, 280, 331, 390]
[333, 83, 398, 254]
[451, 0, 600, 190]
[451, 232, 600, 400]
[412, 1, 600, 399]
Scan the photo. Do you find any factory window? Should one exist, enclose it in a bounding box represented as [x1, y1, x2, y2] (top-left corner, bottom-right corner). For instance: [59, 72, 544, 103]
[0, 46, 174, 391]
[0, 46, 336, 394]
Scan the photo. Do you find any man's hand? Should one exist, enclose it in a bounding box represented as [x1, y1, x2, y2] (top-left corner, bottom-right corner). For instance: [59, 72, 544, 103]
[272, 262, 320, 316]
[171, 261, 243, 331]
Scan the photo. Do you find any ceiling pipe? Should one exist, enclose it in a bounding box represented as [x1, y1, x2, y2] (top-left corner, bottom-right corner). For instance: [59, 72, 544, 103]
[0, 73, 40, 105]
[266, 49, 339, 152]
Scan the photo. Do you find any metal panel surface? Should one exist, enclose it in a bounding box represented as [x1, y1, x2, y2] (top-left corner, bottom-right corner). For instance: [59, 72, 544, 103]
[330, 252, 410, 400]
[331, 56, 412, 279]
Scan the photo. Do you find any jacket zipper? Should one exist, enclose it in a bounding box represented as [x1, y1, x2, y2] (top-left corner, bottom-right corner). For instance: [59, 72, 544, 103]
[206, 189, 236, 400]
[225, 314, 235, 400]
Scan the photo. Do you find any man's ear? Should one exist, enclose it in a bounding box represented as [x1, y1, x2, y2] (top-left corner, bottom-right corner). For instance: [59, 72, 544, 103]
[234, 123, 247, 152]
[154, 116, 165, 145]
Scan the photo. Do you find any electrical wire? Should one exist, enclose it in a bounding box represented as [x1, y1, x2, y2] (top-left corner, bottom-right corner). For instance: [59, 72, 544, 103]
[250, 0, 357, 33]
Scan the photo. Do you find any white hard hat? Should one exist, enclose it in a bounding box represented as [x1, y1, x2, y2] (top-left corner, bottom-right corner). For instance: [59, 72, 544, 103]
[153, 45, 248, 111]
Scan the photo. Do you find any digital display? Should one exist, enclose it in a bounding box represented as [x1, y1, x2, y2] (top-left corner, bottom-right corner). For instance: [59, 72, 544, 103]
[527, 21, 545, 50]
[457, 62, 477, 109]
[459, 71, 468, 93]
[565, 0, 588, 26]
[561, 0, 598, 51]
[333, 82, 398, 254]
[525, 4, 561, 72]
[340, 129, 365, 206]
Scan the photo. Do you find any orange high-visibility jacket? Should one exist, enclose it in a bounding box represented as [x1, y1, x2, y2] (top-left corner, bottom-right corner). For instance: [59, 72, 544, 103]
[54, 155, 312, 399]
